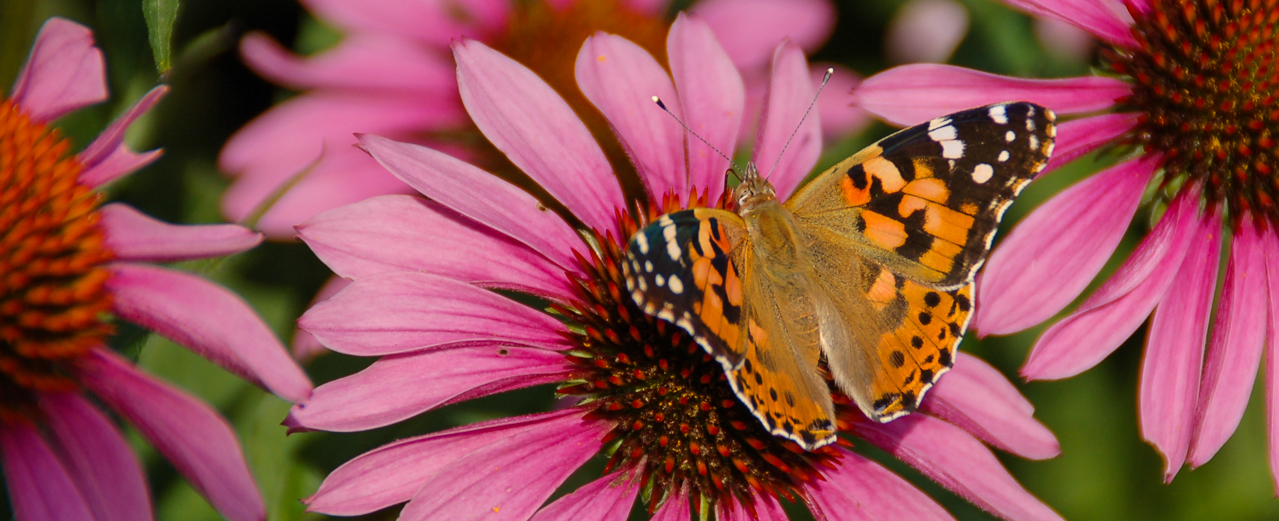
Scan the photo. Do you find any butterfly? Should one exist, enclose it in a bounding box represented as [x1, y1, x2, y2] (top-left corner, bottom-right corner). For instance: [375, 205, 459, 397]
[622, 102, 1056, 450]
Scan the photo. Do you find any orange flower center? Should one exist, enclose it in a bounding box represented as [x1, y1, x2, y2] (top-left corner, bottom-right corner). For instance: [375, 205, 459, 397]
[0, 99, 113, 422]
[1107, 0, 1278, 225]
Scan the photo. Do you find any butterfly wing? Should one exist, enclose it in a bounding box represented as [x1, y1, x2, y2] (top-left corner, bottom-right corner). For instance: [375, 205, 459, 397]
[789, 102, 1054, 421]
[786, 102, 1056, 289]
[623, 208, 837, 449]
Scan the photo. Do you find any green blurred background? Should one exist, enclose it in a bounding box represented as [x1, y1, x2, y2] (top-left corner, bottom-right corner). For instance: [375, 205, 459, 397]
[1, 0, 1276, 519]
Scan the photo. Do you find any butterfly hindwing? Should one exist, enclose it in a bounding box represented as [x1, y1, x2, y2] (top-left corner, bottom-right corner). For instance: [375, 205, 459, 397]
[788, 102, 1056, 289]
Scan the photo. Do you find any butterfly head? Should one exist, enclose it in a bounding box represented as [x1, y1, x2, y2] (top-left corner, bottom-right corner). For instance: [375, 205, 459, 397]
[732, 162, 777, 215]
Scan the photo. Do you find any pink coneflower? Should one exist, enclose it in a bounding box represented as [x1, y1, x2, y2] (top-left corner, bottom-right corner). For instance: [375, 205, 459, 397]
[288, 13, 1063, 520]
[851, 0, 1279, 486]
[0, 18, 312, 521]
[219, 0, 868, 241]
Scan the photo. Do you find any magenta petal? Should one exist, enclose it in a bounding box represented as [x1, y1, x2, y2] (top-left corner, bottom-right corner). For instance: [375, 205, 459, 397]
[922, 353, 1061, 460]
[106, 263, 312, 402]
[398, 410, 609, 521]
[806, 448, 954, 521]
[305, 409, 598, 515]
[100, 204, 262, 262]
[853, 64, 1130, 126]
[717, 493, 788, 521]
[288, 345, 572, 432]
[75, 349, 265, 521]
[453, 39, 624, 237]
[39, 393, 152, 521]
[856, 414, 1063, 521]
[291, 276, 349, 361]
[1022, 188, 1199, 380]
[298, 271, 568, 356]
[298, 195, 571, 299]
[240, 32, 455, 94]
[0, 420, 96, 521]
[1002, 0, 1135, 46]
[576, 32, 686, 200]
[650, 483, 691, 521]
[1264, 232, 1279, 494]
[668, 13, 746, 201]
[695, 0, 836, 73]
[356, 134, 584, 271]
[1040, 113, 1139, 174]
[77, 86, 167, 187]
[976, 155, 1155, 336]
[9, 17, 106, 122]
[752, 41, 822, 201]
[1140, 210, 1221, 482]
[529, 471, 640, 521]
[1189, 219, 1267, 467]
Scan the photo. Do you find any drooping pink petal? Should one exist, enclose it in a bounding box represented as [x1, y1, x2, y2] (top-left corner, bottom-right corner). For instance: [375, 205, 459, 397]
[219, 91, 463, 195]
[298, 271, 569, 356]
[855, 414, 1064, 521]
[106, 263, 312, 402]
[885, 0, 970, 64]
[1263, 231, 1279, 494]
[39, 392, 151, 521]
[716, 493, 788, 521]
[240, 32, 456, 94]
[668, 13, 746, 201]
[529, 470, 641, 521]
[305, 409, 600, 515]
[1140, 210, 1221, 482]
[1001, 0, 1136, 47]
[9, 17, 106, 122]
[287, 345, 572, 432]
[77, 85, 167, 187]
[100, 204, 263, 262]
[298, 195, 572, 299]
[396, 410, 607, 521]
[695, 0, 836, 73]
[805, 448, 954, 521]
[576, 32, 686, 200]
[1189, 219, 1267, 466]
[1040, 113, 1139, 174]
[922, 353, 1060, 460]
[852, 64, 1130, 127]
[1022, 188, 1200, 380]
[356, 134, 585, 271]
[753, 40, 822, 200]
[650, 483, 691, 521]
[298, 0, 508, 47]
[813, 64, 870, 138]
[0, 420, 96, 521]
[453, 38, 624, 238]
[976, 155, 1156, 336]
[291, 276, 350, 361]
[75, 349, 265, 521]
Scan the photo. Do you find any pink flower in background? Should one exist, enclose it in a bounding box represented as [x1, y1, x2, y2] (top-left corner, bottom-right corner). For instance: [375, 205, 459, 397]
[288, 14, 1062, 521]
[0, 18, 311, 521]
[219, 0, 868, 240]
[851, 0, 1279, 486]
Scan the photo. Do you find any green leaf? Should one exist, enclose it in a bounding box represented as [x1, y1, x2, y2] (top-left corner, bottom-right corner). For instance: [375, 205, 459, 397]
[143, 0, 180, 76]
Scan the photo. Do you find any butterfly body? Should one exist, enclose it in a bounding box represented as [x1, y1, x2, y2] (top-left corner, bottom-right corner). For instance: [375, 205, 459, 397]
[624, 103, 1056, 449]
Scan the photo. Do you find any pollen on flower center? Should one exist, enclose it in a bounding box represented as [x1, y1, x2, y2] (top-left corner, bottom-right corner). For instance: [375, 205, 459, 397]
[1106, 0, 1278, 224]
[554, 194, 841, 512]
[0, 99, 113, 421]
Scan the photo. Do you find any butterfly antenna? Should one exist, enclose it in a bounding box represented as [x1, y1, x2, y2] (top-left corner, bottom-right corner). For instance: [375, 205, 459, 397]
[652, 96, 743, 184]
[764, 67, 834, 180]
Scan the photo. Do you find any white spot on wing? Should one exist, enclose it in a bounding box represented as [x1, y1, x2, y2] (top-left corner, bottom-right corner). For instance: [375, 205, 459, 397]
[1029, 135, 1039, 150]
[655, 274, 665, 287]
[988, 105, 1008, 124]
[972, 163, 994, 184]
[636, 233, 649, 254]
[1026, 118, 1036, 131]
[998, 150, 1010, 162]
[668, 275, 684, 294]
[929, 125, 957, 142]
[941, 140, 964, 159]
[645, 260, 653, 272]
[928, 117, 952, 130]
[1005, 130, 1016, 142]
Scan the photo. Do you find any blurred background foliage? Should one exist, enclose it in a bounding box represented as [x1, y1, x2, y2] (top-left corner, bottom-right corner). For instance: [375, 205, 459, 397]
[1, 0, 1277, 519]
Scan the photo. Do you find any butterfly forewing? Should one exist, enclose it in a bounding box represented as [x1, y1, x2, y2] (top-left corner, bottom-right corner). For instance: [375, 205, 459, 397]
[787, 102, 1056, 288]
